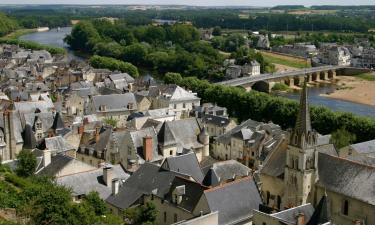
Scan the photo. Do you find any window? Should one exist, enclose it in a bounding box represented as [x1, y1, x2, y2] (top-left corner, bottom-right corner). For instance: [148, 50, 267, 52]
[37, 133, 43, 139]
[36, 122, 42, 130]
[182, 103, 186, 108]
[266, 191, 270, 205]
[164, 212, 167, 222]
[343, 200, 349, 215]
[174, 104, 177, 109]
[174, 213, 178, 223]
[170, 150, 173, 156]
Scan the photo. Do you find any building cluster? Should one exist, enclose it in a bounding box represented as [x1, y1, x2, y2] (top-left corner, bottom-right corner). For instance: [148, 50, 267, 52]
[271, 39, 374, 69]
[224, 59, 261, 79]
[1, 44, 374, 225]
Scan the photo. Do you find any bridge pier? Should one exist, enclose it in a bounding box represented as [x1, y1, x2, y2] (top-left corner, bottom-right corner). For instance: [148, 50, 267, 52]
[328, 70, 336, 80]
[323, 71, 329, 80]
[306, 74, 313, 83]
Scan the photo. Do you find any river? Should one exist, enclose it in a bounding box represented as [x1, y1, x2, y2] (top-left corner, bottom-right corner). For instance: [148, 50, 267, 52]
[19, 27, 83, 61]
[18, 27, 375, 118]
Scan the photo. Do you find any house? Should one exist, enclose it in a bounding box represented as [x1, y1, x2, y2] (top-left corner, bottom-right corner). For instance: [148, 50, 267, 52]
[148, 85, 200, 119]
[89, 93, 137, 128]
[319, 46, 351, 66]
[242, 60, 261, 76]
[273, 43, 318, 58]
[225, 65, 242, 79]
[105, 73, 135, 92]
[257, 35, 270, 49]
[212, 119, 285, 168]
[157, 118, 209, 162]
[106, 153, 262, 225]
[191, 103, 228, 119]
[351, 47, 375, 69]
[201, 114, 236, 138]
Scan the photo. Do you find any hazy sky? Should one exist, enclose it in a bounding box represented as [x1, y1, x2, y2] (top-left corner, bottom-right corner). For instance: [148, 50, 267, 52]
[1, 0, 375, 6]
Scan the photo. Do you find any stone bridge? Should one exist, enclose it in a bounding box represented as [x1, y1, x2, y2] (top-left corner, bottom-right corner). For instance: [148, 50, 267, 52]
[216, 65, 369, 92]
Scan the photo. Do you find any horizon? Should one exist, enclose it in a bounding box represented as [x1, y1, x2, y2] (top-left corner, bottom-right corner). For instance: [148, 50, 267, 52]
[1, 1, 375, 7]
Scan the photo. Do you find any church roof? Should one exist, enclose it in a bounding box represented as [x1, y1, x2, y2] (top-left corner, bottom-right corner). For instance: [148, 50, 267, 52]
[295, 79, 311, 135]
[307, 195, 330, 225]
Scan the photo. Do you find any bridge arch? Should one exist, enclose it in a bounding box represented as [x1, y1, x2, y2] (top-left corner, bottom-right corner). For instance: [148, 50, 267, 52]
[311, 72, 318, 81]
[252, 81, 271, 93]
[328, 70, 335, 79]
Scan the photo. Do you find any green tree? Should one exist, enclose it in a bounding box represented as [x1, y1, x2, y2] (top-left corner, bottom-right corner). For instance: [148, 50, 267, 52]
[89, 55, 139, 77]
[122, 43, 149, 66]
[124, 202, 157, 225]
[15, 150, 36, 177]
[84, 191, 108, 215]
[64, 21, 101, 52]
[212, 26, 222, 36]
[331, 128, 357, 150]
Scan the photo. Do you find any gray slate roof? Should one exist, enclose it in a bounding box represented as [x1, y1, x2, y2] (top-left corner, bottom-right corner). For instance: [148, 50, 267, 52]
[317, 152, 375, 205]
[350, 139, 375, 154]
[204, 177, 262, 225]
[271, 204, 315, 225]
[92, 93, 137, 113]
[57, 165, 129, 199]
[161, 152, 204, 183]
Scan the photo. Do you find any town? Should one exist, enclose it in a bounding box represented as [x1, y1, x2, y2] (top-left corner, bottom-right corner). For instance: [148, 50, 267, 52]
[0, 3, 374, 225]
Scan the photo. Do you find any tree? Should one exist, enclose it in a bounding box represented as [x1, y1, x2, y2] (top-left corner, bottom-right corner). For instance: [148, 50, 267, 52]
[15, 150, 36, 177]
[122, 43, 149, 66]
[84, 191, 108, 216]
[331, 128, 357, 150]
[124, 202, 157, 225]
[89, 55, 139, 77]
[212, 26, 222, 36]
[64, 21, 101, 52]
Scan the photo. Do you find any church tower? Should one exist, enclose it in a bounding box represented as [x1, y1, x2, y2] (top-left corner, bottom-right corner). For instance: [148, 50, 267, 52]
[284, 78, 319, 208]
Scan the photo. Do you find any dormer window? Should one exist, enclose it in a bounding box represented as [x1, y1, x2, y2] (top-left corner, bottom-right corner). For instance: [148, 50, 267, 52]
[127, 103, 134, 110]
[99, 105, 107, 111]
[36, 122, 42, 130]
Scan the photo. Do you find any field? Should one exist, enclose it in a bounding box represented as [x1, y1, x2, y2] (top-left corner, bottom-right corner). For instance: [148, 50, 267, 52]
[287, 10, 337, 15]
[260, 51, 311, 69]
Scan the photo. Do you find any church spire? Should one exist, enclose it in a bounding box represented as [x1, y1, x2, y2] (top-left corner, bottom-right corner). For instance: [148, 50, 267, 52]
[290, 77, 317, 149]
[295, 78, 311, 135]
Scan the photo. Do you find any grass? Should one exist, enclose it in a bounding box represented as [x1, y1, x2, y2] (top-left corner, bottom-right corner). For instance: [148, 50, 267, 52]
[357, 72, 375, 81]
[4, 28, 37, 39]
[272, 83, 290, 91]
[261, 51, 311, 69]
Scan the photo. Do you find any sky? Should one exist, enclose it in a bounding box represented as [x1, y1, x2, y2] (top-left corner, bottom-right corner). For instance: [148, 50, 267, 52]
[1, 0, 375, 6]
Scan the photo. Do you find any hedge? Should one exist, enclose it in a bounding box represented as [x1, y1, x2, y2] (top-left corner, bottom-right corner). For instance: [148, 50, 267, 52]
[164, 73, 375, 143]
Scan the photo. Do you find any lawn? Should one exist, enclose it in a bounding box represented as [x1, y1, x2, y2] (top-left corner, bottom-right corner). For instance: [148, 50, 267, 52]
[357, 72, 375, 81]
[5, 29, 37, 39]
[261, 51, 311, 69]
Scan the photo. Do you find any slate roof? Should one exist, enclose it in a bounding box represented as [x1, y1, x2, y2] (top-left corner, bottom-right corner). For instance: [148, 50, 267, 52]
[43, 136, 75, 153]
[202, 114, 231, 127]
[106, 162, 188, 209]
[215, 119, 262, 145]
[164, 176, 207, 213]
[52, 112, 64, 130]
[317, 152, 375, 205]
[260, 143, 287, 178]
[204, 177, 262, 225]
[57, 165, 129, 199]
[148, 84, 200, 102]
[350, 139, 375, 154]
[22, 124, 36, 149]
[161, 152, 205, 183]
[92, 93, 137, 113]
[37, 154, 74, 177]
[157, 118, 203, 153]
[346, 155, 375, 166]
[128, 127, 161, 162]
[203, 160, 251, 186]
[271, 204, 315, 225]
[306, 195, 330, 225]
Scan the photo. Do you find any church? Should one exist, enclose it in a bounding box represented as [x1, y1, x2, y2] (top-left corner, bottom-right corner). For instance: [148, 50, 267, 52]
[260, 79, 375, 225]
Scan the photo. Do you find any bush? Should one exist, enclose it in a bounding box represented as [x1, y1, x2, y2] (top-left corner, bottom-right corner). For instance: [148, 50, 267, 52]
[165, 73, 375, 143]
[15, 150, 37, 177]
[89, 55, 139, 77]
[272, 83, 289, 91]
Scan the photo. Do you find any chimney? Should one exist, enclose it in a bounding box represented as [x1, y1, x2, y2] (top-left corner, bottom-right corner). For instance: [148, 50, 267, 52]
[297, 213, 305, 225]
[112, 178, 119, 195]
[143, 135, 153, 161]
[78, 124, 84, 135]
[43, 150, 51, 167]
[103, 166, 113, 187]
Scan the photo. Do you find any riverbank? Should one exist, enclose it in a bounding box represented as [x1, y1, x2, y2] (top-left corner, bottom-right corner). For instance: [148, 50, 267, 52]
[322, 74, 375, 106]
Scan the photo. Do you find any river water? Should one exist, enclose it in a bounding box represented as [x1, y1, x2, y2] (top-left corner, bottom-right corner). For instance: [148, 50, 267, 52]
[18, 27, 375, 118]
[19, 27, 83, 61]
